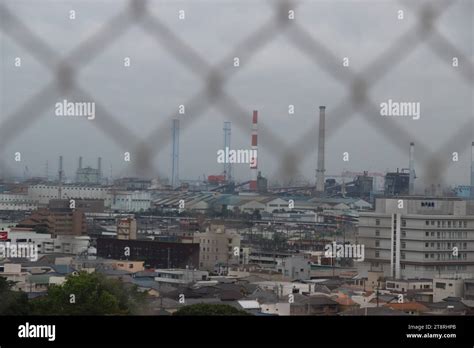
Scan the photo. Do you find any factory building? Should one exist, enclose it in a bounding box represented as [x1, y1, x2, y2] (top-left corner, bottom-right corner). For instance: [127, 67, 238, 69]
[0, 193, 38, 211]
[96, 239, 200, 269]
[384, 170, 410, 196]
[48, 199, 104, 213]
[358, 197, 474, 280]
[28, 185, 150, 212]
[76, 157, 102, 185]
[29, 184, 108, 204]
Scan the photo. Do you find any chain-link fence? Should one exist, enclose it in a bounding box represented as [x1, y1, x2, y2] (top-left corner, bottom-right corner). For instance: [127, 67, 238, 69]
[0, 0, 472, 189]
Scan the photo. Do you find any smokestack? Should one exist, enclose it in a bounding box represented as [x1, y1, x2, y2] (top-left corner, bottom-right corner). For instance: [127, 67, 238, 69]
[471, 141, 474, 199]
[58, 155, 63, 199]
[249, 110, 258, 191]
[98, 157, 102, 183]
[409, 142, 415, 195]
[223, 121, 232, 182]
[171, 118, 180, 188]
[316, 106, 326, 194]
[78, 156, 82, 170]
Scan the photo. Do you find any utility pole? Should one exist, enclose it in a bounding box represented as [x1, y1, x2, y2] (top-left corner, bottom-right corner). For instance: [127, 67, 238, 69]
[376, 281, 380, 307]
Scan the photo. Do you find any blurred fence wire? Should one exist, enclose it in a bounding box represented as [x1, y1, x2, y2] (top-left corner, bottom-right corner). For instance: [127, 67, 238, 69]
[0, 0, 472, 187]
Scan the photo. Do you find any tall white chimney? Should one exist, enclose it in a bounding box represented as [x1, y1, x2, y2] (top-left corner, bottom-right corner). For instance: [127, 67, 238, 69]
[471, 141, 474, 199]
[409, 142, 415, 195]
[316, 106, 326, 194]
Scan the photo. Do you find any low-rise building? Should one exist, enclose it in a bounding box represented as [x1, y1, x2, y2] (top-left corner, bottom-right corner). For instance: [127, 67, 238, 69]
[433, 277, 464, 303]
[276, 254, 311, 280]
[154, 268, 209, 285]
[464, 278, 474, 300]
[385, 278, 432, 293]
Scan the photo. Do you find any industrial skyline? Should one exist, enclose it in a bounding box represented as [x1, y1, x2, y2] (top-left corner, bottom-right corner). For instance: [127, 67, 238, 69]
[1, 0, 473, 189]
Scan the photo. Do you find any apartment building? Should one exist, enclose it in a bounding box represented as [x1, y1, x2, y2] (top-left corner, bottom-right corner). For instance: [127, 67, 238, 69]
[193, 224, 241, 272]
[358, 197, 474, 279]
[17, 208, 86, 237]
[116, 217, 137, 240]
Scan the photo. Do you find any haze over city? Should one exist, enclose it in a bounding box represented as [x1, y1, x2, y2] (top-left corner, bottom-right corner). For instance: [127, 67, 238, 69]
[0, 0, 472, 189]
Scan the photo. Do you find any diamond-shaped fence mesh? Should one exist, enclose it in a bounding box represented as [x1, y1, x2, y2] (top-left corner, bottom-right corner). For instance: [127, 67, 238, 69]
[0, 0, 472, 190]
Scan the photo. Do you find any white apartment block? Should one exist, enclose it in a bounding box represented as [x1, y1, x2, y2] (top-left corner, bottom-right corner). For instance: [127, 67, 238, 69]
[0, 230, 90, 255]
[358, 198, 474, 280]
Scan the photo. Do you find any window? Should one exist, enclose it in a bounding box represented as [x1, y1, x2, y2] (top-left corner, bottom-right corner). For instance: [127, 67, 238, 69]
[401, 242, 406, 248]
[375, 230, 380, 236]
[425, 232, 429, 237]
[425, 220, 429, 226]
[435, 282, 446, 289]
[375, 219, 380, 226]
[375, 240, 380, 247]
[375, 251, 380, 258]
[425, 254, 429, 259]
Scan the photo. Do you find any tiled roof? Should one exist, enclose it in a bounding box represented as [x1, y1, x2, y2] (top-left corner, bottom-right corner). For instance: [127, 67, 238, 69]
[385, 302, 429, 312]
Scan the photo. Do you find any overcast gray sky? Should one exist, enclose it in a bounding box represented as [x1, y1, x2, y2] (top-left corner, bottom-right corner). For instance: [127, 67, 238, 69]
[1, 0, 473, 191]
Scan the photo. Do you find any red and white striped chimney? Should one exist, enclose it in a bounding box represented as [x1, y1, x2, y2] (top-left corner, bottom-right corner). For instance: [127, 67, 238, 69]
[249, 110, 258, 191]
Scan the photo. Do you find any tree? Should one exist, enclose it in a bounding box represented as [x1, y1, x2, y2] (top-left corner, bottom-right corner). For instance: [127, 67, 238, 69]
[0, 277, 30, 315]
[33, 225, 49, 234]
[173, 303, 251, 316]
[251, 209, 262, 220]
[30, 271, 147, 315]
